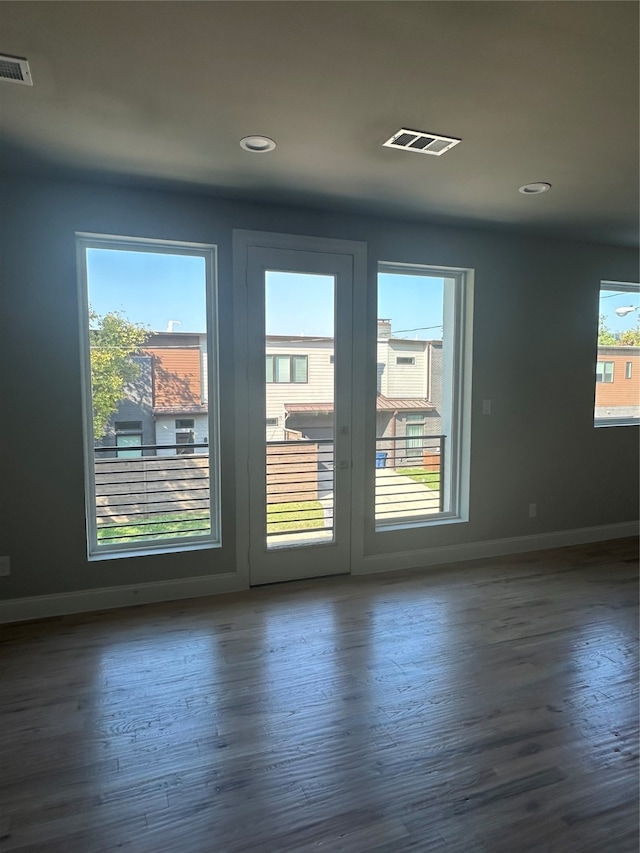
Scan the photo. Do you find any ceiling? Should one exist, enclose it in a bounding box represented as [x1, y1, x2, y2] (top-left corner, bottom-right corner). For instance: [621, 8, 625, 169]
[1, 1, 638, 247]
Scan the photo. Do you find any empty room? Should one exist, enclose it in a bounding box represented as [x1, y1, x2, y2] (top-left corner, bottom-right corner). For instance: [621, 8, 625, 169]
[0, 2, 638, 851]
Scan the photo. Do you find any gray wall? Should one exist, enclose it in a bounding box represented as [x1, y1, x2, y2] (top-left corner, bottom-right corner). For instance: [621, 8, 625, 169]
[0, 175, 638, 599]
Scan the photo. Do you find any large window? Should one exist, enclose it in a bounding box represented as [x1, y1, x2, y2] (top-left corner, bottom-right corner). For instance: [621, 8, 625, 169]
[594, 281, 640, 427]
[77, 234, 220, 557]
[375, 263, 472, 528]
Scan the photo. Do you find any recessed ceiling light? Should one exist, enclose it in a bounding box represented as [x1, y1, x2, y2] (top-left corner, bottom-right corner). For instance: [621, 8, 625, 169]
[519, 182, 552, 195]
[239, 136, 276, 153]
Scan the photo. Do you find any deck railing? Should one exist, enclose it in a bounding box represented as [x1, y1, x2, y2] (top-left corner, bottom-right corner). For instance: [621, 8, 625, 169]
[93, 433, 445, 546]
[266, 438, 334, 543]
[94, 443, 210, 544]
[375, 434, 444, 524]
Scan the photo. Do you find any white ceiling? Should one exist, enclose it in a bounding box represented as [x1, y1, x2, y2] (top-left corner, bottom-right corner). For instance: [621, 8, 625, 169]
[0, 1, 638, 246]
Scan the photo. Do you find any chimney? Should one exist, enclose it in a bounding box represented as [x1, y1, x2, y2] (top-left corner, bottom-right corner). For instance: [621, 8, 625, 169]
[377, 319, 392, 339]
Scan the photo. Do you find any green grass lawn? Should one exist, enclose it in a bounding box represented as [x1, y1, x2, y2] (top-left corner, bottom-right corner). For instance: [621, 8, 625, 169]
[397, 467, 440, 489]
[267, 500, 324, 532]
[97, 511, 211, 544]
[97, 500, 325, 544]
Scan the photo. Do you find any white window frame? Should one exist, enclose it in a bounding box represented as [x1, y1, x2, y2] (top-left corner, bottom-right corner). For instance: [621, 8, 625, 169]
[77, 233, 221, 559]
[375, 262, 473, 530]
[595, 280, 640, 428]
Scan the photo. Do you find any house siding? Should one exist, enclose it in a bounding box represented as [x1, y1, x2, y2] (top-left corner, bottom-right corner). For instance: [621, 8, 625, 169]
[595, 347, 640, 410]
[155, 413, 209, 456]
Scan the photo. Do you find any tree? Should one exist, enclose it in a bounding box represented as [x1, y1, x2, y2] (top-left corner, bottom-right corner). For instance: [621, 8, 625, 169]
[619, 326, 640, 346]
[597, 315, 618, 345]
[90, 309, 149, 439]
[598, 314, 640, 347]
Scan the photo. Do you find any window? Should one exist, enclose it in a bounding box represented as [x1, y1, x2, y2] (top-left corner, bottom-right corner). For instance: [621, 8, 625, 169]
[78, 234, 220, 557]
[405, 423, 423, 457]
[596, 361, 614, 383]
[265, 354, 308, 383]
[266, 417, 278, 427]
[175, 418, 195, 455]
[115, 420, 142, 459]
[595, 281, 640, 427]
[375, 263, 473, 528]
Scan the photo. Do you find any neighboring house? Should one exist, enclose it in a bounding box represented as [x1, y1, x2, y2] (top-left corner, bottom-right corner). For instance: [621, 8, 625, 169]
[265, 320, 442, 442]
[99, 322, 442, 454]
[595, 345, 640, 421]
[97, 332, 209, 457]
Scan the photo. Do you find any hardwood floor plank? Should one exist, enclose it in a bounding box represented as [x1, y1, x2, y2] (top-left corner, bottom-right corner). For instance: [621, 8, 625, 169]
[0, 538, 637, 852]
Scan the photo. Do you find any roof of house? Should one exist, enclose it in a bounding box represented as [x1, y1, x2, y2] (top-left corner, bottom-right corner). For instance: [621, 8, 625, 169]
[284, 396, 435, 414]
[144, 347, 202, 410]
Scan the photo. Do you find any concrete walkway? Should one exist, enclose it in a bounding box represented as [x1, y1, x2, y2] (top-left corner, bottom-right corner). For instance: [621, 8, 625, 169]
[374, 467, 440, 521]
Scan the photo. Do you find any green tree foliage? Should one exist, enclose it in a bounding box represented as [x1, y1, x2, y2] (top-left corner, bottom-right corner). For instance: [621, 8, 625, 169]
[618, 327, 640, 346]
[598, 315, 640, 347]
[597, 315, 618, 345]
[90, 310, 149, 439]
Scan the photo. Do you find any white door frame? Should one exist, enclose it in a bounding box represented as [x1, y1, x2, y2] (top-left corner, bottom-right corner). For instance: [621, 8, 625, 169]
[233, 231, 367, 585]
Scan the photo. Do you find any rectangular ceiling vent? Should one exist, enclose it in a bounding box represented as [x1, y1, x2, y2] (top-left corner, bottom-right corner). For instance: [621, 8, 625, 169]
[383, 128, 460, 156]
[0, 54, 33, 86]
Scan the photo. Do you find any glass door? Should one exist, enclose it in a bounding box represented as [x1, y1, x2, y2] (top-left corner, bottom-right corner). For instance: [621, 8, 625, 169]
[244, 244, 354, 584]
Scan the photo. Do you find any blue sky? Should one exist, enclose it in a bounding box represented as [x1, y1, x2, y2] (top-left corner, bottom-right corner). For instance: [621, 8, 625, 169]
[86, 249, 638, 338]
[87, 249, 207, 332]
[600, 288, 640, 334]
[87, 248, 445, 339]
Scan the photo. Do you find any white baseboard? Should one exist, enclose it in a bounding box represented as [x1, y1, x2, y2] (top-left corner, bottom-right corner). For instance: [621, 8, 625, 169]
[2, 522, 637, 624]
[354, 521, 639, 575]
[0, 572, 245, 624]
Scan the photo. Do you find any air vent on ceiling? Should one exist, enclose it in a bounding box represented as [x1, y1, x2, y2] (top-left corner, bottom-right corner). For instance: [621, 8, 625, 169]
[383, 128, 460, 156]
[0, 54, 33, 86]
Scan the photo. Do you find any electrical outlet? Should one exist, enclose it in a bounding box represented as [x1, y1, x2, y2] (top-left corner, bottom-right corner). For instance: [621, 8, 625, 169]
[528, 503, 537, 519]
[482, 399, 492, 415]
[0, 556, 10, 576]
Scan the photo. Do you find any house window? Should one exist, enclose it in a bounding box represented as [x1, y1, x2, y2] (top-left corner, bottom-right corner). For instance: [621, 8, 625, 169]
[596, 361, 614, 383]
[78, 234, 220, 557]
[175, 418, 195, 455]
[405, 423, 423, 457]
[375, 263, 473, 528]
[595, 281, 640, 427]
[266, 354, 308, 383]
[266, 417, 278, 427]
[115, 420, 142, 459]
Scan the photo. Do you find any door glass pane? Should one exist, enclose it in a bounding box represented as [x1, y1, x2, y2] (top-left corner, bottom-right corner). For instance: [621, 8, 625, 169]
[80, 239, 219, 554]
[264, 271, 335, 549]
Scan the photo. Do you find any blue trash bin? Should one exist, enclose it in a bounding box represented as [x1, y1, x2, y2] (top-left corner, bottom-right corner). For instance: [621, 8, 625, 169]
[375, 451, 387, 469]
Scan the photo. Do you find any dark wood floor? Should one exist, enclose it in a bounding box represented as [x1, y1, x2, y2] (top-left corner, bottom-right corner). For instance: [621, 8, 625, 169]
[1, 539, 638, 853]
